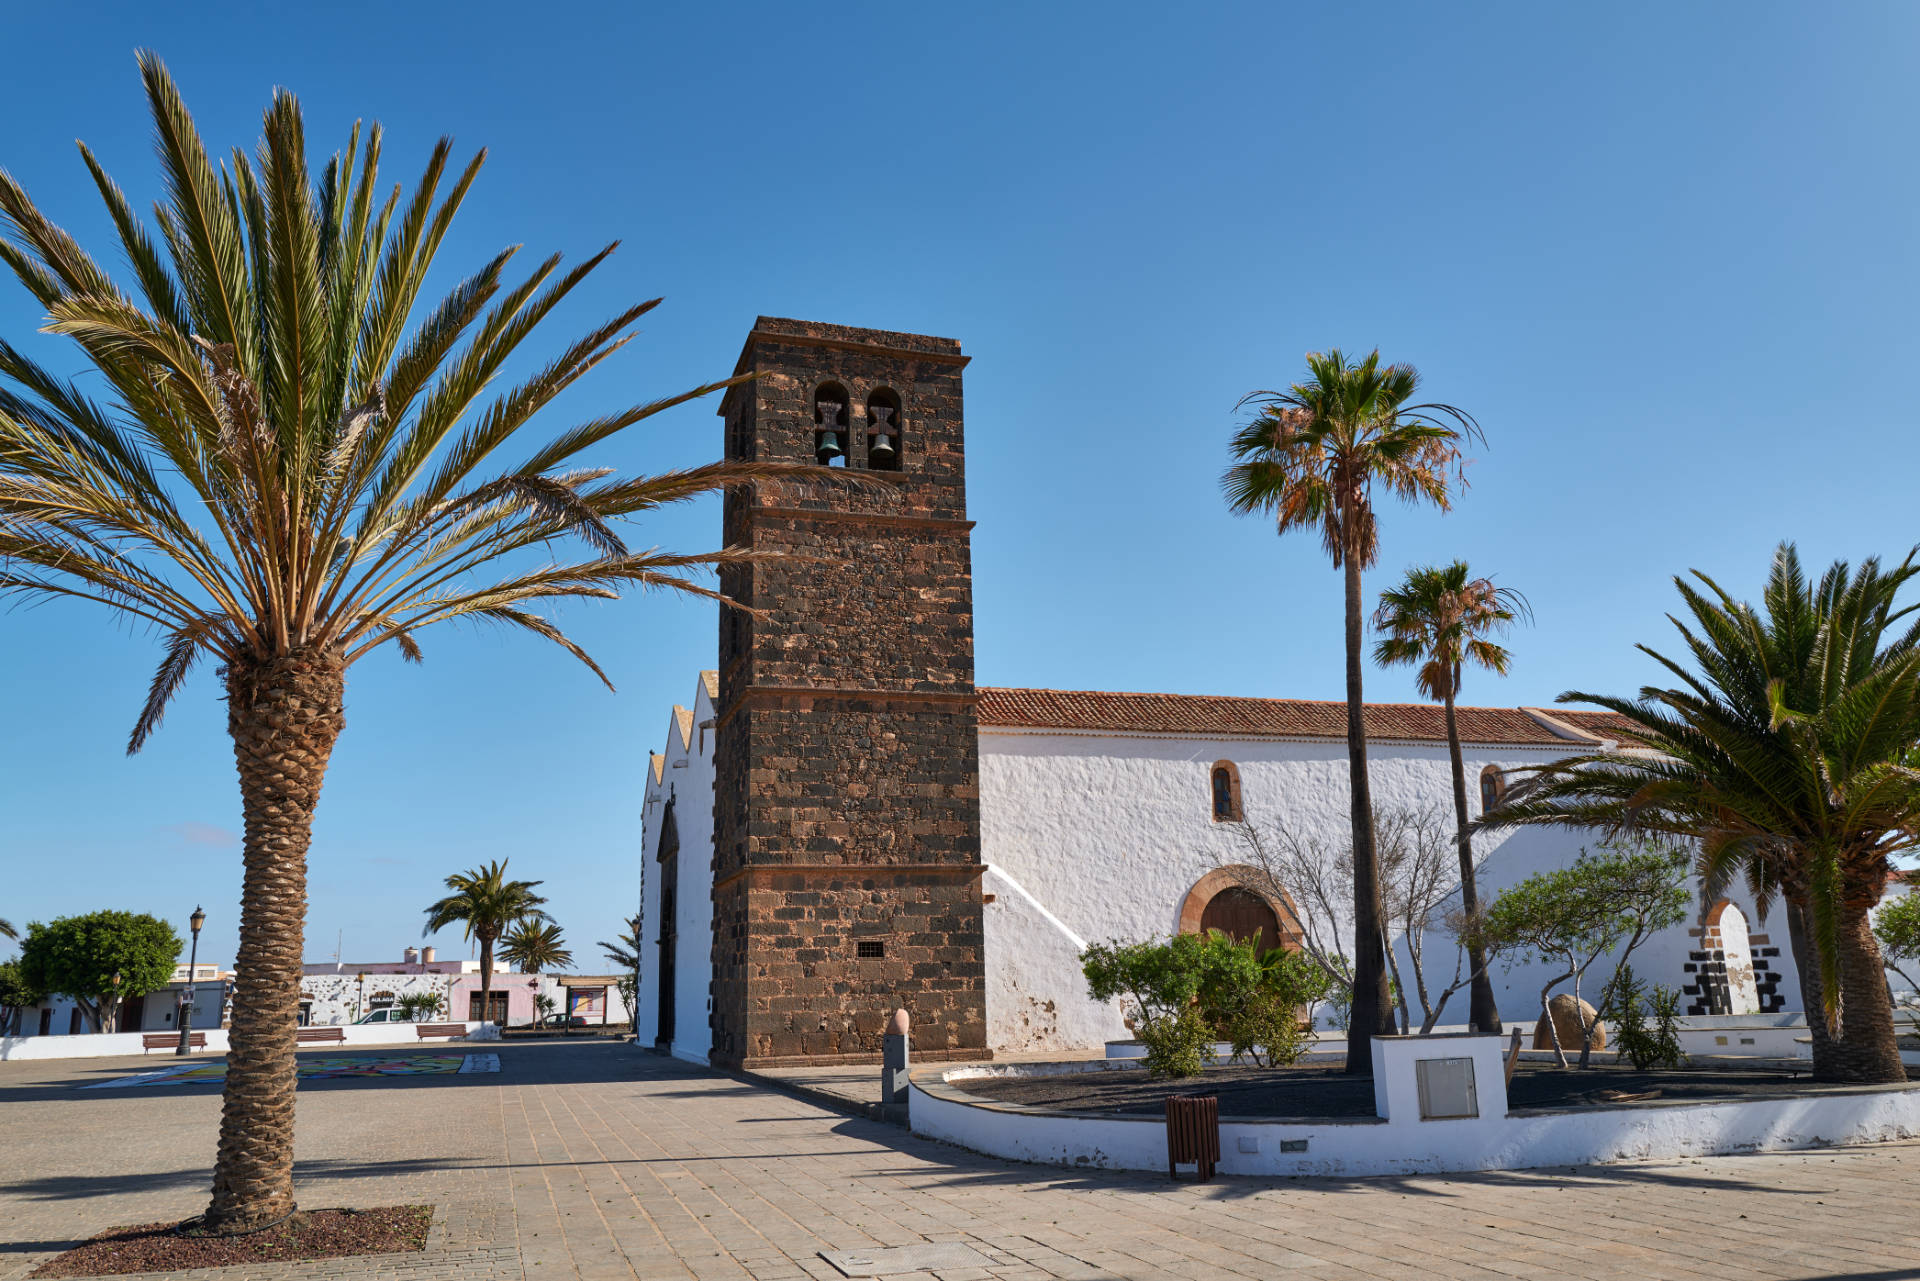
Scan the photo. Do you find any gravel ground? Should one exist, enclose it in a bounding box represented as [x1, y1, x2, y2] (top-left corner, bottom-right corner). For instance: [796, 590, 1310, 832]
[955, 1059, 1916, 1117]
[29, 1206, 431, 1278]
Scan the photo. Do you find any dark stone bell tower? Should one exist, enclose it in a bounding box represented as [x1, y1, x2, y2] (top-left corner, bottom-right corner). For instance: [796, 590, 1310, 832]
[709, 317, 988, 1068]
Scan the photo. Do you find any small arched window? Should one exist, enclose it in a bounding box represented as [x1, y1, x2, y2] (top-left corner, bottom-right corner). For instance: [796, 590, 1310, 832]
[813, 383, 849, 467]
[865, 388, 903, 471]
[1210, 761, 1243, 822]
[1479, 765, 1505, 813]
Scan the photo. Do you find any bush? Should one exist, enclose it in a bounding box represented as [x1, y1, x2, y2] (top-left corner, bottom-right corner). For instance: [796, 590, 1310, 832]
[1083, 930, 1328, 1077]
[1203, 941, 1328, 1067]
[1604, 964, 1687, 1071]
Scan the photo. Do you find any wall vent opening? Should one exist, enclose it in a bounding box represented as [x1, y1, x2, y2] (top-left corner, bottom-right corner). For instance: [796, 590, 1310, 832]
[856, 940, 886, 959]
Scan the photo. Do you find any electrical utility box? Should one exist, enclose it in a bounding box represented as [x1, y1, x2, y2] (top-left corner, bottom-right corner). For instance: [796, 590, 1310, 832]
[1414, 1056, 1479, 1120]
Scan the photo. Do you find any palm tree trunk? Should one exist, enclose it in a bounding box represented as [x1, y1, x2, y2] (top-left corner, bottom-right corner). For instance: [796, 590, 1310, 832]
[1442, 689, 1500, 1034]
[1802, 899, 1905, 1083]
[205, 652, 344, 1234]
[480, 937, 494, 1027]
[1344, 549, 1395, 1073]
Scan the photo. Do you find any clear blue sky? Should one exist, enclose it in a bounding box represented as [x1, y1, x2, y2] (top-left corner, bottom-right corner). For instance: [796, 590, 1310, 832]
[4, 3, 1917, 970]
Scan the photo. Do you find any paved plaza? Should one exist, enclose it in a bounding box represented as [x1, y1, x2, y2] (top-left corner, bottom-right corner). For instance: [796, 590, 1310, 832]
[3, 1041, 1919, 1281]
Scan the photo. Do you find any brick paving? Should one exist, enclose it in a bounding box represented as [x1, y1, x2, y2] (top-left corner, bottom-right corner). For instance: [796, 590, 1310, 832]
[4, 1040, 1919, 1280]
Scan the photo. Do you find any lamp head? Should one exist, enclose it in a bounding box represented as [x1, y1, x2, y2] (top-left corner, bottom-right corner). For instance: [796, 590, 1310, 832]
[190, 906, 206, 935]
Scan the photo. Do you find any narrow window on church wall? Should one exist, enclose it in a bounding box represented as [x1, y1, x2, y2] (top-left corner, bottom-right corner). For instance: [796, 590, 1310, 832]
[1479, 765, 1505, 812]
[1210, 762, 1243, 822]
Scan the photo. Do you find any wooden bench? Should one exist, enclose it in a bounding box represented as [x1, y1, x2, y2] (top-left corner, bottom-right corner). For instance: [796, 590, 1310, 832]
[143, 1032, 205, 1053]
[296, 1027, 346, 1045]
[415, 1023, 468, 1041]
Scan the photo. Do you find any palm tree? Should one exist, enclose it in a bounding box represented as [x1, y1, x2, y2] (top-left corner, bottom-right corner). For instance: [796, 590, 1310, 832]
[1223, 350, 1480, 1072]
[0, 919, 15, 941]
[598, 915, 641, 972]
[1492, 544, 1919, 1083]
[1372, 561, 1528, 1034]
[0, 57, 814, 1231]
[424, 861, 551, 1029]
[499, 920, 571, 974]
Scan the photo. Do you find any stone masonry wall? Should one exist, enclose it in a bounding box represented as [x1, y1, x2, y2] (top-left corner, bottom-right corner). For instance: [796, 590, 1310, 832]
[710, 318, 987, 1068]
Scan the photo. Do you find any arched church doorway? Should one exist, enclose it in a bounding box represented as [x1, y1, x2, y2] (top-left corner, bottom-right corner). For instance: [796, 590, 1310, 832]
[1200, 887, 1283, 952]
[1705, 899, 1761, 1015]
[1177, 867, 1300, 954]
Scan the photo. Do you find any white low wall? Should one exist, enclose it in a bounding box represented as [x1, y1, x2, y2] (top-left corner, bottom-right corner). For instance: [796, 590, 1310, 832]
[911, 1054, 1920, 1178]
[0, 1021, 488, 1062]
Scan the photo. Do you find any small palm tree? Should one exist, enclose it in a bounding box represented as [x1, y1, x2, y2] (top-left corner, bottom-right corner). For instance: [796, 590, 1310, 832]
[1224, 350, 1480, 1072]
[499, 920, 571, 974]
[0, 58, 820, 1231]
[1372, 561, 1528, 1033]
[598, 915, 641, 972]
[1493, 544, 1919, 1083]
[424, 860, 550, 1028]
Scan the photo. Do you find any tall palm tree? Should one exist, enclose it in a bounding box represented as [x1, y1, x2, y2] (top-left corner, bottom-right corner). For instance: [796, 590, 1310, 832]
[1492, 544, 1919, 1083]
[0, 919, 15, 941]
[499, 919, 571, 974]
[1372, 561, 1528, 1034]
[424, 860, 551, 1028]
[0, 57, 816, 1232]
[1223, 350, 1479, 1072]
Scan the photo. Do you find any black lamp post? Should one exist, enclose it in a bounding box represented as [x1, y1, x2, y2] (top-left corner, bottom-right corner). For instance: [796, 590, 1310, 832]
[176, 906, 205, 1056]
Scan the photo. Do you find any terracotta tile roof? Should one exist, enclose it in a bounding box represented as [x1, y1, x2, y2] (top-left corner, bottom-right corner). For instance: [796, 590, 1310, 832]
[976, 687, 1643, 747]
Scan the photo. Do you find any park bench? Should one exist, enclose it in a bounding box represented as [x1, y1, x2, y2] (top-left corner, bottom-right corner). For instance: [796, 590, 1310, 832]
[296, 1027, 346, 1045]
[415, 1022, 467, 1041]
[143, 1032, 204, 1053]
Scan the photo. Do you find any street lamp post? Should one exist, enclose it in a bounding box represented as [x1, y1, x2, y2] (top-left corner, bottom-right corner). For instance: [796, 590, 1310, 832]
[176, 906, 205, 1056]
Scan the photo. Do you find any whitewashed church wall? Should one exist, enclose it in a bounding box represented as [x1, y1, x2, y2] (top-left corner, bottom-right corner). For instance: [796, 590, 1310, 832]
[975, 728, 1734, 1049]
[670, 686, 718, 1064]
[635, 681, 718, 1063]
[983, 863, 1130, 1052]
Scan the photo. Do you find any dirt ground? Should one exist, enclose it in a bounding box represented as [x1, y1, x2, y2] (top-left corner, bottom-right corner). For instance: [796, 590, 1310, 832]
[955, 1058, 1916, 1117]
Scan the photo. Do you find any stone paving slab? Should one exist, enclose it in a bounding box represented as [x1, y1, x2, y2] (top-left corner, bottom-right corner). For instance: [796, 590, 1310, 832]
[5, 1042, 1920, 1280]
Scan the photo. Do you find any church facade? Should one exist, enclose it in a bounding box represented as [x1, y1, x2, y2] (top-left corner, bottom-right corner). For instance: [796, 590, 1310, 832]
[635, 319, 1803, 1068]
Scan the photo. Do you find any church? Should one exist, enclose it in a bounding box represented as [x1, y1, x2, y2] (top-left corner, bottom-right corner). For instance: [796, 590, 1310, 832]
[634, 318, 1801, 1068]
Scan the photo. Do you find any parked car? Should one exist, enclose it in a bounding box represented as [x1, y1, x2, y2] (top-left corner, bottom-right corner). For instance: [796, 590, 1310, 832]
[539, 1013, 586, 1029]
[354, 1008, 413, 1024]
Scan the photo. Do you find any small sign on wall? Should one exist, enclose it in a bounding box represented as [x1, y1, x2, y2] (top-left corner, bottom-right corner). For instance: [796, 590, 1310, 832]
[1414, 1056, 1479, 1120]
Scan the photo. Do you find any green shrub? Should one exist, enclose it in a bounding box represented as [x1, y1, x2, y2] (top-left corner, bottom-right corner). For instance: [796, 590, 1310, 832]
[1604, 964, 1687, 1071]
[1083, 930, 1328, 1077]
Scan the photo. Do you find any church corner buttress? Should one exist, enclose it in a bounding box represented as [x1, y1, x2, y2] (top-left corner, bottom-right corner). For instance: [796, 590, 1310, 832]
[708, 317, 988, 1068]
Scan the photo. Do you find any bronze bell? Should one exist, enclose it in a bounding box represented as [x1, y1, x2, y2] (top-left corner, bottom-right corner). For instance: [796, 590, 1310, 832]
[815, 430, 845, 464]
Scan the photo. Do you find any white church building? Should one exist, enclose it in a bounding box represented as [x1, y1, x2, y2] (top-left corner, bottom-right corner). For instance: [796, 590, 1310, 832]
[632, 316, 1806, 1066]
[636, 672, 1801, 1061]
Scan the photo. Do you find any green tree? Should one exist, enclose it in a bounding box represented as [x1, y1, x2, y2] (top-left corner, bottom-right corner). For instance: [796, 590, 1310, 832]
[424, 860, 550, 1029]
[1372, 562, 1527, 1034]
[499, 920, 571, 974]
[0, 958, 43, 1035]
[1223, 350, 1480, 1072]
[0, 58, 823, 1230]
[1477, 843, 1691, 1067]
[18, 911, 181, 1033]
[1490, 545, 1920, 1083]
[1875, 891, 1920, 1034]
[598, 916, 641, 972]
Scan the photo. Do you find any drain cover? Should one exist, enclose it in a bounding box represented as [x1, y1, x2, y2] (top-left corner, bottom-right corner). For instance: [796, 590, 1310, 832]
[820, 1242, 993, 1276]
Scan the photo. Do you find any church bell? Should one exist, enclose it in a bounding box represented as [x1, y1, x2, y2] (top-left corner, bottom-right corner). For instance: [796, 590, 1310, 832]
[815, 429, 845, 464]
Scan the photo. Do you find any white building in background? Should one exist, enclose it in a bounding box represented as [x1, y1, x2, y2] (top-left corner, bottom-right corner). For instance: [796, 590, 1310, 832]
[638, 676, 1807, 1058]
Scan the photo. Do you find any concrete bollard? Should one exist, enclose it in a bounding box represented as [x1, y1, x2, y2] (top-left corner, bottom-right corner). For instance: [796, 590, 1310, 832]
[882, 1008, 911, 1106]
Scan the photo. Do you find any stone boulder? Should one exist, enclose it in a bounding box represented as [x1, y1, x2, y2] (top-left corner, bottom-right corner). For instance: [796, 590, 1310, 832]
[1532, 993, 1606, 1052]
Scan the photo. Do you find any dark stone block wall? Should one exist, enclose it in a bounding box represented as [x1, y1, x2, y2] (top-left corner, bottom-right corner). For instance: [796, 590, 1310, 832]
[709, 318, 988, 1068]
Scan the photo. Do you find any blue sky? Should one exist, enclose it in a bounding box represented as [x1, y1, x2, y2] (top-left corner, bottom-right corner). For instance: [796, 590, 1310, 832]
[4, 3, 1918, 970]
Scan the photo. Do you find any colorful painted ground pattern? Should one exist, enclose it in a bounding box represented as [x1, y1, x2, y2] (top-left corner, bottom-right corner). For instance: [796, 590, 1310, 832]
[82, 1053, 498, 1088]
